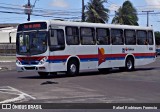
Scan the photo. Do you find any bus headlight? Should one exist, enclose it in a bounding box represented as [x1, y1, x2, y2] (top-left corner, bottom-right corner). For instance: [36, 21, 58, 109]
[16, 60, 22, 65]
[39, 57, 48, 65]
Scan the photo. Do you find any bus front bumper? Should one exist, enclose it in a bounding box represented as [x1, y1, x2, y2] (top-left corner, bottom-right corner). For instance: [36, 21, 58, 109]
[16, 64, 49, 72]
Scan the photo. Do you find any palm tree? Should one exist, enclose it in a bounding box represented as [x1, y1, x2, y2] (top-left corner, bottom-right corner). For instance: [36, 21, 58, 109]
[85, 0, 109, 23]
[112, 1, 139, 25]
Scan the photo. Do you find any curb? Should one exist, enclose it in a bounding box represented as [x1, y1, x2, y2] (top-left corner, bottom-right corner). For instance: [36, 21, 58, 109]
[0, 61, 15, 62]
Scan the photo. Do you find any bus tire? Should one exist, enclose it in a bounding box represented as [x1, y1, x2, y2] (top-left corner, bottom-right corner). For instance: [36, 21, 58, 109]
[38, 72, 49, 78]
[67, 60, 79, 76]
[125, 57, 134, 71]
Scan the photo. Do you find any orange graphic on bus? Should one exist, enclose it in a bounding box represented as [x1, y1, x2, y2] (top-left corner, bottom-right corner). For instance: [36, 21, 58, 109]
[98, 48, 106, 65]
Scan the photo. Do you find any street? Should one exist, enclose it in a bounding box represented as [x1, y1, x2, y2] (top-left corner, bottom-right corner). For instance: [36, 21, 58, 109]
[0, 56, 160, 104]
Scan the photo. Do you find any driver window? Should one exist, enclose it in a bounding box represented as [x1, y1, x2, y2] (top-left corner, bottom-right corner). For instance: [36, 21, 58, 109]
[50, 29, 65, 46]
[50, 30, 58, 45]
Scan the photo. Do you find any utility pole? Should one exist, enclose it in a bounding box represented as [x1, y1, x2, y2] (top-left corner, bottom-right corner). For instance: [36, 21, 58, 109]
[142, 10, 154, 27]
[24, 0, 32, 21]
[27, 0, 31, 21]
[82, 0, 85, 22]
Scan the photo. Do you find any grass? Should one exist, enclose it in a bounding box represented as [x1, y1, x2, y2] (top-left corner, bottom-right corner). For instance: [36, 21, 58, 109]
[0, 56, 16, 61]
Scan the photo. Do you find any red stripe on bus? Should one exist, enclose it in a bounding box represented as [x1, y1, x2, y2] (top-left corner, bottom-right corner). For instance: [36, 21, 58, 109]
[78, 54, 98, 59]
[133, 53, 156, 57]
[48, 55, 70, 60]
[106, 54, 127, 58]
[17, 56, 45, 61]
[17, 52, 155, 61]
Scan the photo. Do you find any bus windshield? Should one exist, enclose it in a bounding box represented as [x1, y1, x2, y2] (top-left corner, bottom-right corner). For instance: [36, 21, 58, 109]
[16, 31, 47, 55]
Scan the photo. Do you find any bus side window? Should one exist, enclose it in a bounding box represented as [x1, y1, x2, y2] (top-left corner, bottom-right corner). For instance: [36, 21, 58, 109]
[111, 29, 124, 45]
[80, 27, 95, 45]
[66, 26, 79, 45]
[50, 29, 65, 46]
[124, 29, 136, 45]
[57, 30, 65, 45]
[50, 29, 65, 51]
[96, 28, 110, 45]
[137, 30, 147, 45]
[50, 30, 58, 45]
[148, 31, 154, 45]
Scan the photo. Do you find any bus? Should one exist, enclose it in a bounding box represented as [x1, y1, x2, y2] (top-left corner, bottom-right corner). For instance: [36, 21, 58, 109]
[16, 20, 156, 77]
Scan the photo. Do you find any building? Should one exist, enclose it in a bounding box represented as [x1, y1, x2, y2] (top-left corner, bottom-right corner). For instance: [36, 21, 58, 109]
[0, 24, 18, 55]
[0, 27, 17, 43]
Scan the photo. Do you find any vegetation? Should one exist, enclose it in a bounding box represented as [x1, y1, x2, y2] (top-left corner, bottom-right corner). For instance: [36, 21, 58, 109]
[112, 1, 138, 25]
[85, 0, 109, 23]
[155, 31, 160, 45]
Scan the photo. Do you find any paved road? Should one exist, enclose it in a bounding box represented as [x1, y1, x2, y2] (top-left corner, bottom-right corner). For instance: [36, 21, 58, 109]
[0, 57, 160, 111]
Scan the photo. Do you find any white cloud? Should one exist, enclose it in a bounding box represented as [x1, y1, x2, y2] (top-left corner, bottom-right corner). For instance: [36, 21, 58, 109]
[51, 0, 69, 8]
[109, 4, 120, 11]
[145, 0, 160, 9]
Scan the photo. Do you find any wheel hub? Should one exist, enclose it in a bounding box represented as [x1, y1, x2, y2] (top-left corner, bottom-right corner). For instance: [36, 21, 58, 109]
[70, 64, 76, 73]
[127, 60, 132, 70]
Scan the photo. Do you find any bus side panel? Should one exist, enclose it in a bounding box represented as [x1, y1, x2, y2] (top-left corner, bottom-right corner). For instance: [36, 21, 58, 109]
[134, 45, 156, 66]
[97, 45, 112, 69]
[48, 50, 68, 72]
[111, 45, 126, 68]
[77, 45, 98, 70]
[48, 45, 98, 72]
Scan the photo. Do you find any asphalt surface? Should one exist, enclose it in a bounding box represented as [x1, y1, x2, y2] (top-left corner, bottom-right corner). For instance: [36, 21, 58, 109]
[0, 62, 15, 71]
[0, 56, 160, 111]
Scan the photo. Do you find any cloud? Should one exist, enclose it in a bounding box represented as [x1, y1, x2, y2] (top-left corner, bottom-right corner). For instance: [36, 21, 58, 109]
[109, 4, 120, 11]
[145, 0, 160, 9]
[51, 0, 69, 8]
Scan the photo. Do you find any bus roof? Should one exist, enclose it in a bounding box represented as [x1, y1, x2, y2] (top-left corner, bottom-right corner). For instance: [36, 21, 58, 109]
[20, 20, 154, 31]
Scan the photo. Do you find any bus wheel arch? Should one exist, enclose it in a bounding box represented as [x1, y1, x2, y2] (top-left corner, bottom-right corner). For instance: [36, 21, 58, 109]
[66, 57, 80, 76]
[125, 55, 135, 71]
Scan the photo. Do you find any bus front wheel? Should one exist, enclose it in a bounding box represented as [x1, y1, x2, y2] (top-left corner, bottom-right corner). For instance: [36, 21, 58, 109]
[67, 60, 79, 76]
[38, 72, 49, 78]
[125, 57, 134, 71]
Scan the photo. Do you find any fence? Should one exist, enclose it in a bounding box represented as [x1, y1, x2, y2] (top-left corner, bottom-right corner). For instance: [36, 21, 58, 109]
[0, 43, 16, 56]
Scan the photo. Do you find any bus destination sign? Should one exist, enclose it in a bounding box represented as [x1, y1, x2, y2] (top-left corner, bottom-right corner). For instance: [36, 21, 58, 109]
[24, 24, 41, 29]
[18, 22, 47, 31]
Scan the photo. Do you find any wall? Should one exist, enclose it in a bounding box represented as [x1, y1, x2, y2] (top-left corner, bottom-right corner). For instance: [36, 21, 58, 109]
[0, 27, 17, 43]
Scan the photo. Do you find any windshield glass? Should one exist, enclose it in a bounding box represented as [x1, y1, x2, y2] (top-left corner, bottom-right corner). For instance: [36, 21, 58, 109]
[17, 31, 47, 55]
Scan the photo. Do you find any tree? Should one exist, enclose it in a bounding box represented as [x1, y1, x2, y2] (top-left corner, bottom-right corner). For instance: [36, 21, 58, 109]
[85, 0, 109, 23]
[155, 31, 160, 45]
[112, 1, 138, 25]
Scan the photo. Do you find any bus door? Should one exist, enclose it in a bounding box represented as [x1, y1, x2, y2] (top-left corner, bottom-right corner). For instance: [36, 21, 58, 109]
[49, 27, 66, 71]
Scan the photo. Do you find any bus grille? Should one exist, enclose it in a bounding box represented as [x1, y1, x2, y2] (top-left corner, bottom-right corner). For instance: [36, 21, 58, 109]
[24, 67, 36, 70]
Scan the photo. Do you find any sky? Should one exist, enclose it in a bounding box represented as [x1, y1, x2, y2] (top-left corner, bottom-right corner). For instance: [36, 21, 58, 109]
[0, 0, 160, 31]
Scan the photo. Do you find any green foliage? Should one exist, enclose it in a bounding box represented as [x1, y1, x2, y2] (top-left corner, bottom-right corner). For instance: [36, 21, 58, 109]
[155, 31, 160, 45]
[112, 1, 138, 25]
[85, 0, 109, 23]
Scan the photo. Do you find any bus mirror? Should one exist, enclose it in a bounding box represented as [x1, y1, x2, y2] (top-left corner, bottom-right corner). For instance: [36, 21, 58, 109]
[50, 45, 65, 51]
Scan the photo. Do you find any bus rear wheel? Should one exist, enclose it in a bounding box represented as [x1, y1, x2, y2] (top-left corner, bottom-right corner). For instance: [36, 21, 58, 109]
[67, 60, 79, 76]
[125, 57, 134, 71]
[38, 72, 49, 78]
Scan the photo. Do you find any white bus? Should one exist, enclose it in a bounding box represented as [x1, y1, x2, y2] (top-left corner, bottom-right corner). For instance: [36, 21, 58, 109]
[16, 20, 156, 77]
